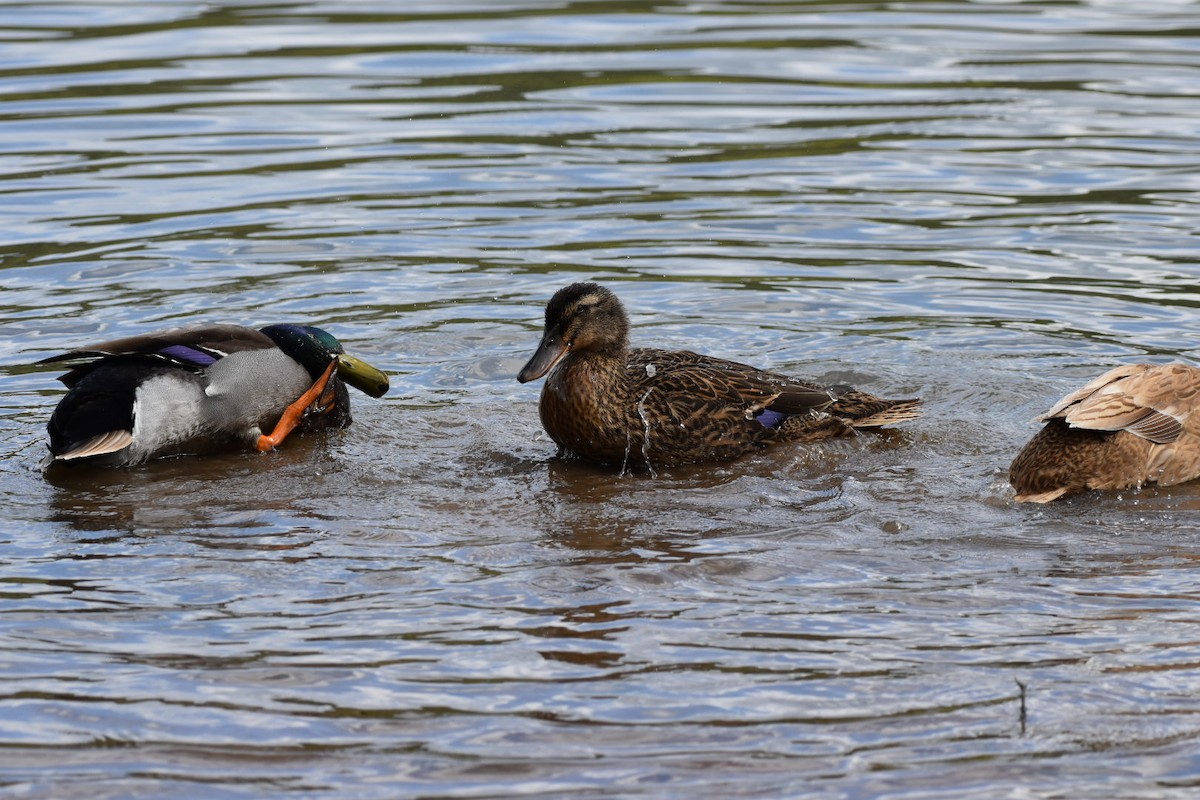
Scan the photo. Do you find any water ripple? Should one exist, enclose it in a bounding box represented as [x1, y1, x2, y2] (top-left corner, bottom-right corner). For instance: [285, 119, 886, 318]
[3, 0, 1200, 797]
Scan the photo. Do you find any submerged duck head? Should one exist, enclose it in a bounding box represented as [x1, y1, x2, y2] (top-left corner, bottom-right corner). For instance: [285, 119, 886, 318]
[517, 282, 630, 383]
[260, 324, 390, 398]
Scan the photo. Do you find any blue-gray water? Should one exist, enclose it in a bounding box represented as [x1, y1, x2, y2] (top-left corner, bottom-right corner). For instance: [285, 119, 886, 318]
[3, 1, 1200, 797]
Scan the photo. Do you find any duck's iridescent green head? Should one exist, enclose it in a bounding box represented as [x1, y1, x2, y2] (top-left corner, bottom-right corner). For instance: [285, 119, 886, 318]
[260, 324, 390, 397]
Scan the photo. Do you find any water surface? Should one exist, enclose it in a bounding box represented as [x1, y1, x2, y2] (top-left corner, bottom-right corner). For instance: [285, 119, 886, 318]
[3, 1, 1200, 797]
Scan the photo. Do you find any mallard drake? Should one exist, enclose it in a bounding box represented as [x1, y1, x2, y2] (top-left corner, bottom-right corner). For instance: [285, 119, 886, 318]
[1010, 363, 1200, 502]
[38, 323, 389, 469]
[516, 282, 921, 468]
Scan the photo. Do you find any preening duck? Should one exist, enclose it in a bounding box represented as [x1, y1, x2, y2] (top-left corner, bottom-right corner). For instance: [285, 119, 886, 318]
[39, 323, 389, 469]
[1010, 363, 1200, 502]
[517, 282, 921, 468]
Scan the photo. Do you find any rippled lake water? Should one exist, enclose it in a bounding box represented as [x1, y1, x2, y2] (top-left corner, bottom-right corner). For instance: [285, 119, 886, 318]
[3, 1, 1200, 797]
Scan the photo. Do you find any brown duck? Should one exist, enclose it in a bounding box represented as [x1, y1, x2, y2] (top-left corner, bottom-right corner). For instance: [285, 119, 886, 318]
[516, 282, 922, 469]
[1010, 363, 1200, 502]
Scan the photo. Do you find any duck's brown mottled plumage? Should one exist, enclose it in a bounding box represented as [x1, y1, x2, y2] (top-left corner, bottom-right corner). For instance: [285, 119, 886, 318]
[517, 282, 921, 469]
[1009, 363, 1200, 502]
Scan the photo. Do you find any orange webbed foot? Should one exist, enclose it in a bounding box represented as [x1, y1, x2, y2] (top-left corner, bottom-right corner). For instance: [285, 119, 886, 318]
[256, 360, 338, 452]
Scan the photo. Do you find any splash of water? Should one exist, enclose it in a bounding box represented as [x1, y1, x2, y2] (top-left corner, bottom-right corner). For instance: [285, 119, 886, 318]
[636, 388, 657, 478]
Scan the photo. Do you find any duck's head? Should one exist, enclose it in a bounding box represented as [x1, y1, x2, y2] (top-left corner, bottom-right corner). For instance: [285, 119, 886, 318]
[259, 324, 390, 397]
[517, 282, 630, 383]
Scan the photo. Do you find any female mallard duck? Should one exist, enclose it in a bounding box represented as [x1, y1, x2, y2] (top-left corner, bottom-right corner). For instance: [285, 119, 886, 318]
[1010, 363, 1200, 502]
[39, 323, 389, 469]
[517, 282, 921, 468]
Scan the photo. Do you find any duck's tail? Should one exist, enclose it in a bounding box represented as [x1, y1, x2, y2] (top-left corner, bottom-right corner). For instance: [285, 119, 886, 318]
[1012, 487, 1070, 503]
[831, 390, 922, 428]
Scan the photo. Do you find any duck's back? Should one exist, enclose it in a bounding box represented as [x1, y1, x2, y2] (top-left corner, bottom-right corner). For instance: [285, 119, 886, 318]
[540, 347, 833, 468]
[1010, 363, 1200, 502]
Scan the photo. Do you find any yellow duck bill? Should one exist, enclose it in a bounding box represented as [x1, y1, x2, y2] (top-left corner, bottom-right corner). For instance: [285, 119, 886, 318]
[336, 354, 390, 397]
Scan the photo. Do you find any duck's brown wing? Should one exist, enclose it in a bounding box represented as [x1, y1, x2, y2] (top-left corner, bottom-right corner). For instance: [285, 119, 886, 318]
[1043, 363, 1200, 444]
[38, 324, 275, 388]
[626, 348, 834, 415]
[615, 349, 835, 463]
[38, 324, 273, 366]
